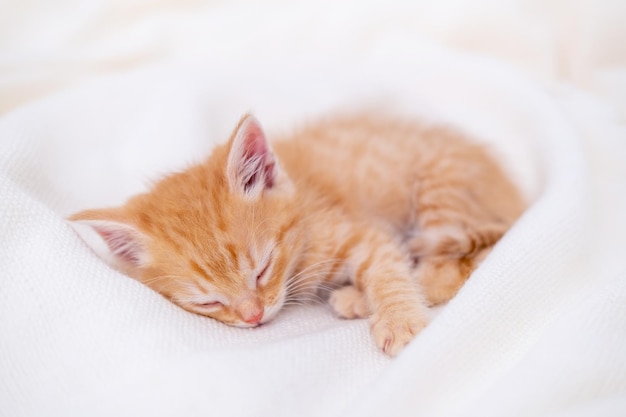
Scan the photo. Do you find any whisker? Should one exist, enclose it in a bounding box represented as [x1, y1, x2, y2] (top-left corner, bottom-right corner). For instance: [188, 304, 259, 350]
[285, 274, 329, 289]
[287, 259, 341, 283]
[285, 288, 329, 302]
[286, 294, 319, 304]
[286, 283, 335, 296]
[285, 264, 340, 290]
[282, 297, 326, 307]
[285, 274, 338, 291]
[287, 294, 326, 304]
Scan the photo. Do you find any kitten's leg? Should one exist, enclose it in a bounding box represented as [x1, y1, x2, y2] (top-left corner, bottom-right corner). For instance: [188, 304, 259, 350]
[407, 178, 515, 305]
[408, 149, 524, 260]
[334, 226, 430, 356]
[329, 285, 370, 319]
[416, 247, 491, 306]
[410, 219, 507, 259]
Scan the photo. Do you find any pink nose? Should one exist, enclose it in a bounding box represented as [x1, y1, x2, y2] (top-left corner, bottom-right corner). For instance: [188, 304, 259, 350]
[243, 310, 263, 324]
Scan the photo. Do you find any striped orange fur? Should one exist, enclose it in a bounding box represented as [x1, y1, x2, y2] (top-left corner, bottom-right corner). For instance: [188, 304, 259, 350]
[70, 113, 525, 355]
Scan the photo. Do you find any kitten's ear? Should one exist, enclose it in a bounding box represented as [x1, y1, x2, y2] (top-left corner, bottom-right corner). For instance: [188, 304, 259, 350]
[69, 209, 150, 268]
[226, 114, 288, 198]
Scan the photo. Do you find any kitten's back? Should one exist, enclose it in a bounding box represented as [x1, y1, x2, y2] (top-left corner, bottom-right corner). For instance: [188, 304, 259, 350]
[274, 115, 524, 234]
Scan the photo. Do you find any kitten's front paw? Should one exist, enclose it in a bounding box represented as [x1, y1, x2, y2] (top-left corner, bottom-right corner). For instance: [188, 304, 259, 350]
[329, 285, 371, 319]
[370, 307, 429, 356]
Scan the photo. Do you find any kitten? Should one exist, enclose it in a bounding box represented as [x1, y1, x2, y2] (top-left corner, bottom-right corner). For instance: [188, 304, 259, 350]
[70, 114, 525, 356]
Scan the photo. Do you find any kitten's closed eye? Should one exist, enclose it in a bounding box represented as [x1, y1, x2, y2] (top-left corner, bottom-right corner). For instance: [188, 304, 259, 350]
[194, 301, 223, 309]
[255, 250, 274, 286]
[256, 260, 271, 284]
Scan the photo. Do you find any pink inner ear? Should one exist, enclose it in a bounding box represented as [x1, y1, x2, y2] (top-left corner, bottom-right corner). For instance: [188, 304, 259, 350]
[92, 224, 146, 266]
[242, 120, 267, 156]
[240, 118, 275, 192]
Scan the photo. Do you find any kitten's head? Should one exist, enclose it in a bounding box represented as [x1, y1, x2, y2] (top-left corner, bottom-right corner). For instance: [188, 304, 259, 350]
[70, 115, 306, 327]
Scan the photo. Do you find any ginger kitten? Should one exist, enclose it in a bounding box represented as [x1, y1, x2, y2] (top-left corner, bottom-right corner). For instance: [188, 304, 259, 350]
[70, 114, 525, 356]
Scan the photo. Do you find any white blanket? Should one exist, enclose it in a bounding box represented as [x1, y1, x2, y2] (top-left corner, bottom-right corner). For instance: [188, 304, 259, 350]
[1, 1, 625, 416]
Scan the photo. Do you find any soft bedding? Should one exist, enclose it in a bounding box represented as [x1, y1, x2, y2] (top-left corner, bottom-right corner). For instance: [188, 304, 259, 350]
[1, 1, 625, 416]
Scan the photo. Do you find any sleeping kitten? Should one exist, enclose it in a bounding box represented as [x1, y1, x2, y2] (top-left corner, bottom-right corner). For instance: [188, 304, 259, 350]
[70, 114, 525, 356]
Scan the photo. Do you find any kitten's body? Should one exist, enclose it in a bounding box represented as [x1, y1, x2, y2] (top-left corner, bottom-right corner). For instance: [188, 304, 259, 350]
[71, 114, 525, 355]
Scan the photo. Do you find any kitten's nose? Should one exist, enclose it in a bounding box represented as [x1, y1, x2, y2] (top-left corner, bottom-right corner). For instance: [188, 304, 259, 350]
[237, 295, 264, 325]
[243, 310, 264, 325]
